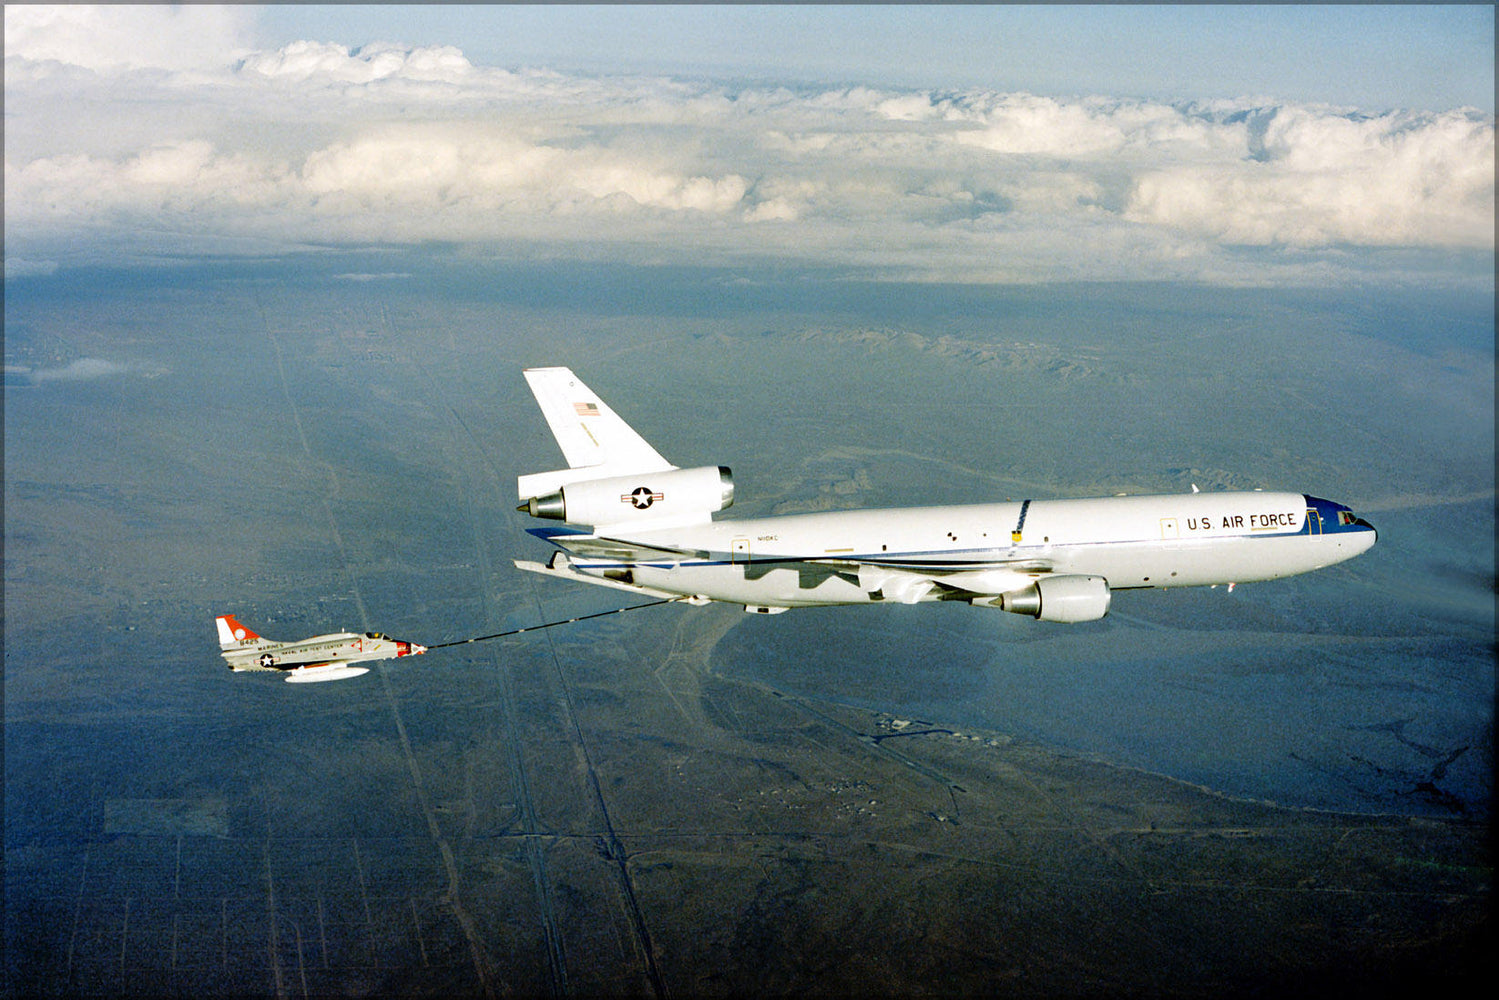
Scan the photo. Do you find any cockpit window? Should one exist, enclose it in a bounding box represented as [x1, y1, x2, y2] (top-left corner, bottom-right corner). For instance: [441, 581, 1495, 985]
[364, 632, 387, 640]
[1338, 511, 1356, 526]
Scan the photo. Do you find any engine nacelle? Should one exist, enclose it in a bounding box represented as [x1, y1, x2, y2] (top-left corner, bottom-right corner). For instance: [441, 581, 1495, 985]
[519, 465, 733, 526]
[997, 575, 1111, 622]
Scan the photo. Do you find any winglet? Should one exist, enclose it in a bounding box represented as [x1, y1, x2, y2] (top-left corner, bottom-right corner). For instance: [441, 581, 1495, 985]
[215, 614, 261, 648]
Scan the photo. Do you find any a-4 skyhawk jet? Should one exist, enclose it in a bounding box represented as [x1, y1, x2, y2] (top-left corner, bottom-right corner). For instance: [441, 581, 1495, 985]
[217, 614, 425, 683]
[514, 367, 1377, 619]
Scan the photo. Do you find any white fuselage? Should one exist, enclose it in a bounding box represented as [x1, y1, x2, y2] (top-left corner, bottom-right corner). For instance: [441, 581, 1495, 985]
[221, 631, 424, 673]
[557, 491, 1376, 608]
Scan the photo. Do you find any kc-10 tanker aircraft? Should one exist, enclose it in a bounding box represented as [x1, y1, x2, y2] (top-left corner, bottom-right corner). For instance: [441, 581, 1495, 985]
[515, 367, 1377, 620]
[216, 614, 426, 683]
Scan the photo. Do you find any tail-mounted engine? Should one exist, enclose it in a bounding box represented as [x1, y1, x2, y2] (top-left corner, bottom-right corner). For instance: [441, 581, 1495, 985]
[519, 465, 733, 526]
[992, 574, 1112, 622]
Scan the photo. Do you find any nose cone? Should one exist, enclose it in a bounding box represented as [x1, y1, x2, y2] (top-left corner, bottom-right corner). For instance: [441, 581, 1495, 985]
[1348, 519, 1377, 557]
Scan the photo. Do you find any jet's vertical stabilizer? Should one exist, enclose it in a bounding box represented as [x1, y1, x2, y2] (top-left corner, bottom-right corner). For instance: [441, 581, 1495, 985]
[216, 614, 265, 649]
[518, 366, 676, 498]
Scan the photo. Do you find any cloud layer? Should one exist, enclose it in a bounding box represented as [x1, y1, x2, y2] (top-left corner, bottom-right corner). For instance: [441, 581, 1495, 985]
[21, 358, 132, 384]
[5, 10, 1493, 284]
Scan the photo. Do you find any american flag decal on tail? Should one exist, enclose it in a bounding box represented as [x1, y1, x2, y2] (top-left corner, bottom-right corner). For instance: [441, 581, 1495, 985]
[574, 402, 600, 416]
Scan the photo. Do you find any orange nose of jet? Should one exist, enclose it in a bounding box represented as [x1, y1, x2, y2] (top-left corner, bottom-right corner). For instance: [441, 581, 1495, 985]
[397, 641, 426, 657]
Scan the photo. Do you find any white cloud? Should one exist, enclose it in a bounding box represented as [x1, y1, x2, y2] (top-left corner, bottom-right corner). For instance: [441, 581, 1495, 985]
[4, 5, 255, 72]
[4, 257, 60, 279]
[571, 165, 748, 213]
[953, 94, 1136, 157]
[238, 40, 474, 85]
[30, 358, 131, 383]
[3, 29, 1492, 284]
[1123, 107, 1495, 247]
[289, 125, 747, 220]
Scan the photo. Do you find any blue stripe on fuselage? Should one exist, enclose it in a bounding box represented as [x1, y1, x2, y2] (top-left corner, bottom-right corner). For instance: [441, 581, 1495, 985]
[560, 530, 1319, 572]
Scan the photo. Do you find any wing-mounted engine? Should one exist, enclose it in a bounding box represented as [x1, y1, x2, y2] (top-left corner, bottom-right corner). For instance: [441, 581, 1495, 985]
[977, 574, 1112, 622]
[518, 465, 733, 528]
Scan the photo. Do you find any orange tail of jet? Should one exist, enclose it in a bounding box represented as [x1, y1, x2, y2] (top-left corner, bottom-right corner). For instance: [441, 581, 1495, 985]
[215, 614, 265, 649]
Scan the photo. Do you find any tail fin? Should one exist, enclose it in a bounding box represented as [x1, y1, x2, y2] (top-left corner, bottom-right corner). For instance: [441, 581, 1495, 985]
[216, 614, 263, 649]
[518, 367, 675, 498]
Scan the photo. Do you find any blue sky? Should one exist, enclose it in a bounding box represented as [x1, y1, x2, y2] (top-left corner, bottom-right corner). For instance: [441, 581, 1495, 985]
[254, 4, 1496, 112]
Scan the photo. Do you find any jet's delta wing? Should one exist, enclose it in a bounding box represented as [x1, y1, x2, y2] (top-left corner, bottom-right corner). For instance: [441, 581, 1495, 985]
[512, 367, 1377, 621]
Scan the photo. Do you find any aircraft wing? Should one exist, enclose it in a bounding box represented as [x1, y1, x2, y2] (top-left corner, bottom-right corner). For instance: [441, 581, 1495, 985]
[532, 524, 1048, 589]
[514, 556, 686, 600]
[814, 558, 1056, 605]
[527, 526, 708, 562]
